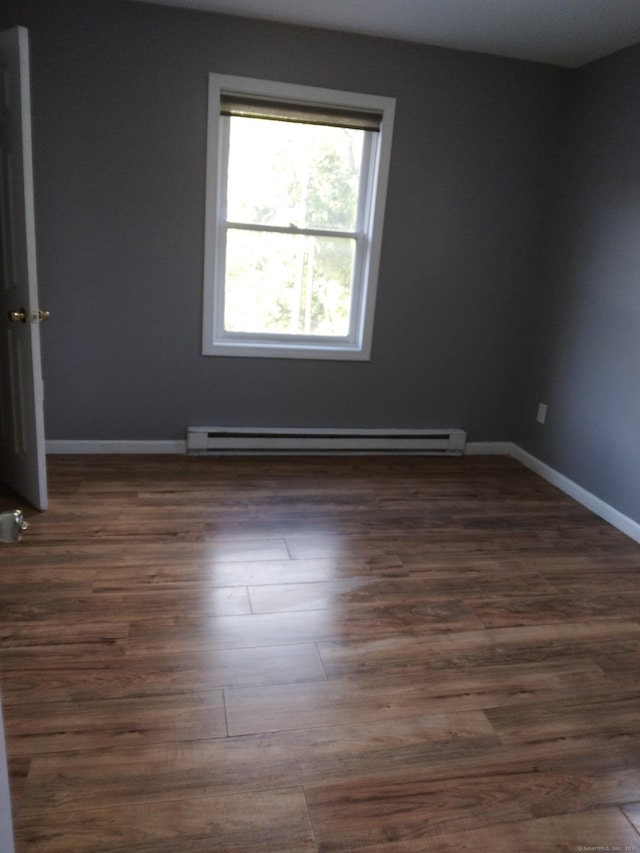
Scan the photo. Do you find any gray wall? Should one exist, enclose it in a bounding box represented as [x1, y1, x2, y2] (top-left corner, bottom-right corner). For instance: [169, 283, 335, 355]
[0, 0, 566, 442]
[516, 44, 640, 525]
[3, 0, 637, 526]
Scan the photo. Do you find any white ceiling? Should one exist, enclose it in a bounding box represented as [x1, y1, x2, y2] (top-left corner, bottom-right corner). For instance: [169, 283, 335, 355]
[129, 0, 640, 67]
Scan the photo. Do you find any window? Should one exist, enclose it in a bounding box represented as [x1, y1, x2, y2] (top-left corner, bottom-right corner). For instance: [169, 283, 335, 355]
[202, 74, 395, 360]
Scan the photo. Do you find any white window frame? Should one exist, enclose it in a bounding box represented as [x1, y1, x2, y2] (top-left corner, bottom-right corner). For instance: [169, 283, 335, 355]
[202, 74, 395, 360]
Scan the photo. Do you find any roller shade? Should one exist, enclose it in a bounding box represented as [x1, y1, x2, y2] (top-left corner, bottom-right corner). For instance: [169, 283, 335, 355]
[221, 94, 382, 131]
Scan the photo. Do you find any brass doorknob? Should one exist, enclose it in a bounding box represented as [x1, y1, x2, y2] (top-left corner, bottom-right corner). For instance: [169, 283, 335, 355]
[7, 308, 50, 323]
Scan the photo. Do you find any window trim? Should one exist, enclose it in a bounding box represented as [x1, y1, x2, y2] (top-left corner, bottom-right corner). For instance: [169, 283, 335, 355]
[202, 74, 395, 360]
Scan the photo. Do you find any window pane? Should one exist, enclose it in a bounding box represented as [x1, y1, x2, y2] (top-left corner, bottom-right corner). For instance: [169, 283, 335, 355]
[224, 229, 355, 337]
[226, 117, 365, 232]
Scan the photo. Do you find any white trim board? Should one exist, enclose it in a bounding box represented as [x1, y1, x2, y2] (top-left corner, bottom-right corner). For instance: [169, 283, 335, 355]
[467, 441, 640, 545]
[44, 438, 640, 545]
[464, 441, 512, 456]
[46, 440, 186, 454]
[508, 444, 640, 546]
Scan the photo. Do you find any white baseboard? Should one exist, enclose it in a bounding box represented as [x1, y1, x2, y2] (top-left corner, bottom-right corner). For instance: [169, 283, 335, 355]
[465, 441, 640, 544]
[509, 444, 640, 545]
[464, 441, 513, 456]
[46, 440, 186, 454]
[44, 437, 640, 545]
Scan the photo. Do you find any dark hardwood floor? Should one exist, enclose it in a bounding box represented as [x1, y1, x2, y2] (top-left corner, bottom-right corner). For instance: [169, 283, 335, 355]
[1, 454, 640, 851]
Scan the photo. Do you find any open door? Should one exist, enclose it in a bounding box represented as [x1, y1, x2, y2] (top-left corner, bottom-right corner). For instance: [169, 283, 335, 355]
[0, 26, 48, 511]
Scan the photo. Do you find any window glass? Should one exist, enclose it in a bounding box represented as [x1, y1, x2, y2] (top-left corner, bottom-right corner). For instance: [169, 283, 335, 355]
[226, 117, 364, 233]
[224, 229, 355, 337]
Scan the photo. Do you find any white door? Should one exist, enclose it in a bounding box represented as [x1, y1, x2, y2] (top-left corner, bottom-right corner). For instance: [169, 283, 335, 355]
[0, 26, 48, 511]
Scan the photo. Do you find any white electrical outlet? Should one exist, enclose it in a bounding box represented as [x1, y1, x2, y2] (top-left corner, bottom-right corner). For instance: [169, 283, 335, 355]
[536, 402, 547, 425]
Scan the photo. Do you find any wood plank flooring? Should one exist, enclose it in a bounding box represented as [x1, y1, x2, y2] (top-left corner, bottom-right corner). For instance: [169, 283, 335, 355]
[1, 454, 640, 851]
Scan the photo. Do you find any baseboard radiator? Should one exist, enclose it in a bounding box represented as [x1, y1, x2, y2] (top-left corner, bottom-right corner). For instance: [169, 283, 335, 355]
[187, 426, 466, 456]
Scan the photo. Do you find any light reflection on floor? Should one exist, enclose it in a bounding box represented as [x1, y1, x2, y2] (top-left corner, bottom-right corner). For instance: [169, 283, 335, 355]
[197, 527, 348, 645]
